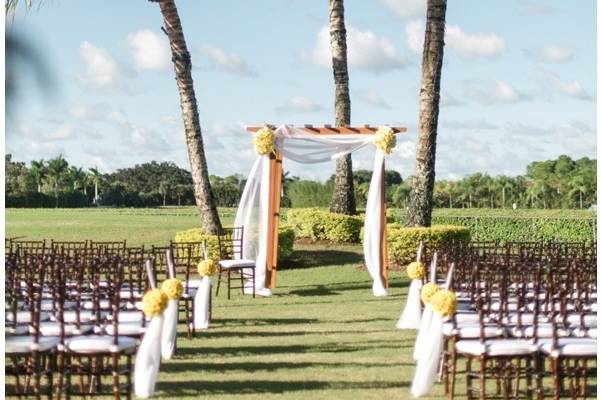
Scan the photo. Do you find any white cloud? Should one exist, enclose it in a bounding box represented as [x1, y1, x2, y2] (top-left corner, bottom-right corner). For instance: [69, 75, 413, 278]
[440, 92, 466, 107]
[311, 26, 408, 73]
[546, 73, 593, 101]
[445, 24, 505, 59]
[406, 20, 505, 59]
[126, 29, 171, 71]
[355, 89, 391, 109]
[197, 45, 257, 77]
[380, 0, 426, 18]
[464, 80, 529, 105]
[275, 96, 324, 113]
[527, 44, 573, 63]
[78, 41, 134, 92]
[522, 2, 553, 15]
[441, 119, 498, 130]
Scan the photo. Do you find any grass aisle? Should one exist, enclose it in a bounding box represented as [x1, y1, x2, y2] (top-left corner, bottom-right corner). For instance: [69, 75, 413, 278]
[155, 243, 450, 400]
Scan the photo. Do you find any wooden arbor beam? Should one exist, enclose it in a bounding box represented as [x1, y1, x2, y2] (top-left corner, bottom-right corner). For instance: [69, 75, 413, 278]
[246, 125, 407, 290]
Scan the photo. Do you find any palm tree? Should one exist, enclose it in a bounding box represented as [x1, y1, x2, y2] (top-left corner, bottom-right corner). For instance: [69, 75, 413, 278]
[30, 159, 46, 193]
[46, 155, 68, 207]
[69, 166, 87, 194]
[88, 167, 103, 205]
[407, 0, 447, 226]
[328, 0, 356, 216]
[569, 175, 588, 209]
[151, 0, 222, 234]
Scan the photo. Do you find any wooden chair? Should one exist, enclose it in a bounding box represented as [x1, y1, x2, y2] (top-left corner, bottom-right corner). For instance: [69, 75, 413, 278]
[215, 227, 256, 299]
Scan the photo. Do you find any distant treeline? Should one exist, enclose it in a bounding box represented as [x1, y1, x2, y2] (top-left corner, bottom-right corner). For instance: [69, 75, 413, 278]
[5, 154, 596, 209]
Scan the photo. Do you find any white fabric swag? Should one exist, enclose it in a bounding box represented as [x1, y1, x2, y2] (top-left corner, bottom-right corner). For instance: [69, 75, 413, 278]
[234, 125, 388, 297]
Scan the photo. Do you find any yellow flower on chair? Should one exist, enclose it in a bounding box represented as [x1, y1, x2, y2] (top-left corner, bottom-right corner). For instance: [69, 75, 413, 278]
[161, 278, 183, 300]
[374, 126, 396, 155]
[198, 259, 217, 277]
[142, 288, 169, 318]
[406, 261, 426, 280]
[431, 289, 458, 317]
[253, 126, 276, 156]
[420, 282, 439, 304]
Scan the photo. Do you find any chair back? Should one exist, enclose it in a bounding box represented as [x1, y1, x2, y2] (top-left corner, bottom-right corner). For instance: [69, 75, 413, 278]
[217, 227, 244, 260]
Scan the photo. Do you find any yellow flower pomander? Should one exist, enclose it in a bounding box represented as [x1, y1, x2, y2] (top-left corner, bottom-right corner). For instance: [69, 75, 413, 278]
[373, 126, 396, 155]
[406, 261, 426, 280]
[420, 282, 439, 304]
[198, 259, 217, 277]
[142, 288, 168, 318]
[253, 126, 276, 156]
[430, 289, 458, 317]
[161, 278, 183, 300]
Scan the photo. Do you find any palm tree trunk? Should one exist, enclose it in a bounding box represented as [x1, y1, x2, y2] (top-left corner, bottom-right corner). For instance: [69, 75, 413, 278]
[94, 182, 98, 205]
[502, 187, 506, 208]
[406, 0, 447, 226]
[580, 191, 583, 209]
[155, 0, 222, 234]
[328, 0, 356, 215]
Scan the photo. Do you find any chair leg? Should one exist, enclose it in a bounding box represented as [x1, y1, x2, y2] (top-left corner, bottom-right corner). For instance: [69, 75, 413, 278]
[479, 356, 486, 400]
[449, 344, 458, 400]
[239, 268, 245, 295]
[466, 357, 473, 400]
[112, 353, 120, 400]
[56, 352, 65, 400]
[550, 358, 560, 400]
[215, 267, 222, 297]
[227, 269, 231, 300]
[252, 267, 256, 298]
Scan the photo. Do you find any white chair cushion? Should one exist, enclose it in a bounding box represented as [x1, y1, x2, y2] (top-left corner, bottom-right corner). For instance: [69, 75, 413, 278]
[443, 322, 504, 338]
[38, 321, 93, 336]
[219, 259, 255, 269]
[566, 314, 597, 328]
[6, 311, 50, 323]
[506, 313, 549, 325]
[6, 336, 59, 353]
[6, 325, 30, 335]
[58, 310, 97, 324]
[65, 335, 136, 353]
[109, 311, 149, 323]
[104, 322, 146, 336]
[539, 338, 597, 358]
[454, 312, 481, 324]
[515, 324, 570, 338]
[456, 339, 538, 356]
[586, 328, 597, 339]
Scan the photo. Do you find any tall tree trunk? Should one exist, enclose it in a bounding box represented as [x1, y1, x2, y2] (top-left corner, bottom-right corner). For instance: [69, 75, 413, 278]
[328, 0, 356, 215]
[406, 0, 447, 226]
[502, 187, 506, 208]
[94, 182, 98, 205]
[580, 191, 583, 209]
[155, 0, 222, 234]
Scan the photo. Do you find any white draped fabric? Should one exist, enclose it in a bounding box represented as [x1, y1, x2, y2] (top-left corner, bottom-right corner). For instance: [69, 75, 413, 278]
[396, 279, 423, 329]
[411, 264, 456, 398]
[193, 277, 212, 330]
[161, 300, 178, 360]
[234, 125, 388, 296]
[134, 315, 163, 399]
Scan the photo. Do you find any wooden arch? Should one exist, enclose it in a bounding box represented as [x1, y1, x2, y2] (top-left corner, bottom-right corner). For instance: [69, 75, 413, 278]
[246, 124, 407, 289]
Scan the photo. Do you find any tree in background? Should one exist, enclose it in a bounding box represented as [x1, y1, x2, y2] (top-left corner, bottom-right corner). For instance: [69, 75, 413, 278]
[30, 159, 46, 193]
[151, 0, 222, 234]
[328, 0, 356, 215]
[46, 155, 69, 207]
[88, 167, 103, 205]
[407, 0, 447, 226]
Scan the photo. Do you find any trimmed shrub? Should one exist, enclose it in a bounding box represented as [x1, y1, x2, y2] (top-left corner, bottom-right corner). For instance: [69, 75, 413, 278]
[286, 208, 363, 243]
[173, 225, 295, 262]
[386, 224, 471, 267]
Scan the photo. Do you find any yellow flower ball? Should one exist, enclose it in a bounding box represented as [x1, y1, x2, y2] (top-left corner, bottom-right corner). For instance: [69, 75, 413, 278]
[420, 282, 439, 305]
[253, 127, 276, 156]
[142, 288, 168, 318]
[374, 126, 397, 155]
[161, 278, 183, 300]
[430, 289, 457, 317]
[406, 261, 426, 280]
[198, 259, 217, 277]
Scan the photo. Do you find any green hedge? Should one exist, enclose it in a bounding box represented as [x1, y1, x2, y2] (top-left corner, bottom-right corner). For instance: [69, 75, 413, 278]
[386, 224, 471, 267]
[386, 209, 596, 243]
[286, 208, 363, 243]
[173, 225, 295, 261]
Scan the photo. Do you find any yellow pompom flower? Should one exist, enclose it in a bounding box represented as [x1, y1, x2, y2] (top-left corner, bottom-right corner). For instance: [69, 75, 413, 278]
[198, 259, 217, 277]
[161, 278, 183, 300]
[142, 288, 168, 318]
[406, 261, 426, 280]
[253, 126, 276, 156]
[373, 126, 396, 155]
[430, 289, 458, 317]
[420, 282, 439, 304]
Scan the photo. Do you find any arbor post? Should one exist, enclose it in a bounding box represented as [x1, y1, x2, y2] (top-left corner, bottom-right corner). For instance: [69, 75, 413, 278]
[266, 151, 283, 288]
[379, 160, 389, 288]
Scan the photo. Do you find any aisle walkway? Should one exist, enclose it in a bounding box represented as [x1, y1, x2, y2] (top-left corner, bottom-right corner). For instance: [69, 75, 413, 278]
[154, 246, 451, 399]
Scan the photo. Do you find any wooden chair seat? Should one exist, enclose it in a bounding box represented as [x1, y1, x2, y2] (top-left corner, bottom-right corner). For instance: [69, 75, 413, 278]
[6, 335, 59, 354]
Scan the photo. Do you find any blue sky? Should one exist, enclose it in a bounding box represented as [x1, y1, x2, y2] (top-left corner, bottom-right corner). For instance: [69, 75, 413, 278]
[5, 0, 597, 181]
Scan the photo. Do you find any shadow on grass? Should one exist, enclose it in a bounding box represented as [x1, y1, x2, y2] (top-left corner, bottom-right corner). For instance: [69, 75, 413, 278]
[281, 249, 363, 269]
[163, 360, 412, 373]
[156, 379, 410, 395]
